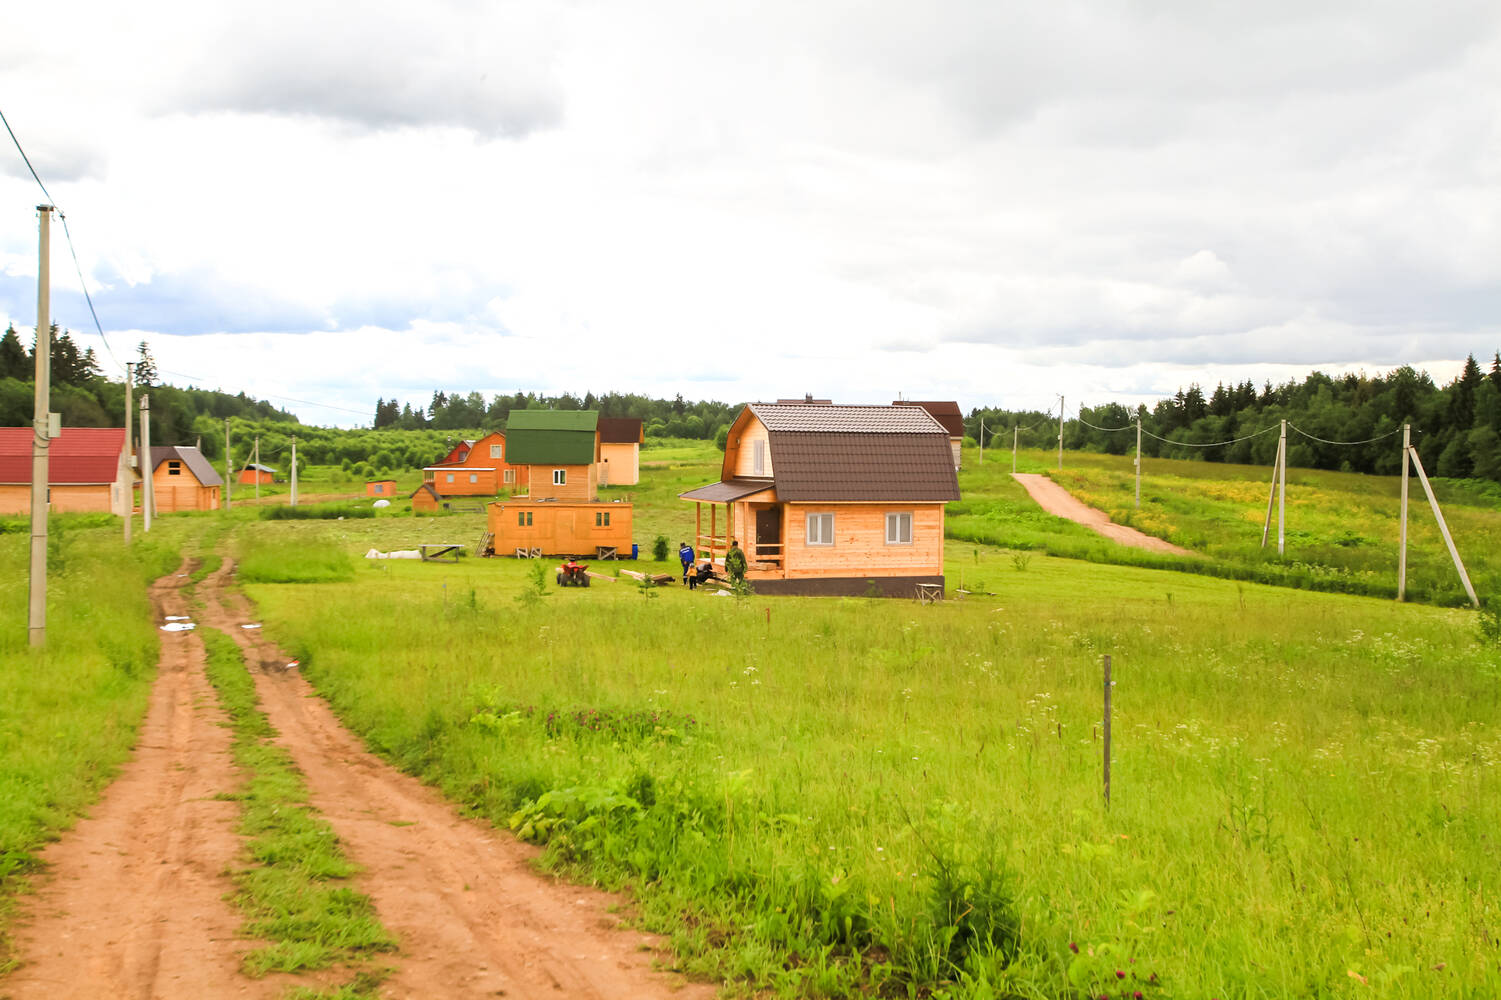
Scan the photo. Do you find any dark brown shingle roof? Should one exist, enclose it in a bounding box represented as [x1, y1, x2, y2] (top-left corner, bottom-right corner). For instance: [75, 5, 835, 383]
[893, 400, 965, 438]
[679, 477, 774, 502]
[768, 431, 958, 502]
[597, 418, 644, 444]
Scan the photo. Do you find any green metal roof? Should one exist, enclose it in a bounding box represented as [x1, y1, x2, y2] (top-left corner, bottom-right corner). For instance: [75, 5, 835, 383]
[505, 410, 599, 464]
[506, 410, 599, 432]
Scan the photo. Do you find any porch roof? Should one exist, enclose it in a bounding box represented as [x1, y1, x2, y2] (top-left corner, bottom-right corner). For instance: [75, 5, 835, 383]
[679, 477, 774, 503]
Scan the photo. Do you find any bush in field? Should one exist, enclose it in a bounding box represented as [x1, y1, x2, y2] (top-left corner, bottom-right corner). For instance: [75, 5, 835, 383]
[651, 535, 669, 561]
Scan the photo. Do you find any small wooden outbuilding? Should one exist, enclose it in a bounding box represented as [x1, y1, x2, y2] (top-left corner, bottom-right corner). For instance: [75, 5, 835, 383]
[680, 402, 959, 596]
[239, 463, 275, 485]
[488, 499, 633, 558]
[147, 446, 223, 512]
[366, 479, 398, 497]
[0, 426, 131, 515]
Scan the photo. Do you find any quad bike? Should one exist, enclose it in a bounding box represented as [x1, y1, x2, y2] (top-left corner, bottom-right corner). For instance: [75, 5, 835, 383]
[556, 559, 591, 587]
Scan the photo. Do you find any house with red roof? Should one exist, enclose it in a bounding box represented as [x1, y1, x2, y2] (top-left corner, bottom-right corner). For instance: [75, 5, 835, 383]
[0, 426, 131, 515]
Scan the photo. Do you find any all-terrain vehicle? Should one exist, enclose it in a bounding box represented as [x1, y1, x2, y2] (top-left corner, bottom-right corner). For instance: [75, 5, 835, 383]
[557, 559, 591, 587]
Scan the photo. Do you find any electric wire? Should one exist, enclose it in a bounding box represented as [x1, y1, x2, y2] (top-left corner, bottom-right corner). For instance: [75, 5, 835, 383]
[1138, 423, 1280, 448]
[1286, 422, 1404, 447]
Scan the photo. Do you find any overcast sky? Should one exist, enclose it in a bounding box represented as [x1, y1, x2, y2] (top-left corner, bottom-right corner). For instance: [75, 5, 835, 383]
[2, 0, 1498, 427]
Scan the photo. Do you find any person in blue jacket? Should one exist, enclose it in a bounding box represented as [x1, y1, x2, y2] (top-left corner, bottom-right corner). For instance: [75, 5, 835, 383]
[678, 541, 696, 583]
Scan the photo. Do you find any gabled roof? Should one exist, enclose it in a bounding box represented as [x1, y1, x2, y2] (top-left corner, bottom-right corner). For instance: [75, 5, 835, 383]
[740, 404, 958, 502]
[245, 463, 277, 473]
[150, 446, 223, 487]
[597, 417, 644, 444]
[506, 410, 599, 464]
[0, 426, 125, 485]
[893, 400, 965, 438]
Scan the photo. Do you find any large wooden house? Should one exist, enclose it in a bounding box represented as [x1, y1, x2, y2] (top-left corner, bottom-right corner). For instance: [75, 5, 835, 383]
[596, 418, 644, 486]
[680, 402, 959, 596]
[893, 400, 965, 468]
[146, 446, 223, 512]
[0, 426, 132, 515]
[489, 410, 635, 557]
[413, 430, 526, 511]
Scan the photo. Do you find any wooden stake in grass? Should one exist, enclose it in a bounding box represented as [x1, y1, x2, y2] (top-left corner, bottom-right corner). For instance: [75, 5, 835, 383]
[1102, 654, 1112, 809]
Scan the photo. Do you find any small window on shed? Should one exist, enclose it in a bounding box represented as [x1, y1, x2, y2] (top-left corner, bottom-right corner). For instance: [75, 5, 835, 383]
[372, 484, 383, 494]
[553, 469, 567, 486]
[596, 511, 610, 527]
[518, 510, 532, 527]
[168, 461, 182, 476]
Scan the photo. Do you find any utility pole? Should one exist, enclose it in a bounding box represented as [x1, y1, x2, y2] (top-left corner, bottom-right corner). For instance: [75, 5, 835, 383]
[1057, 395, 1064, 471]
[123, 363, 133, 545]
[978, 419, 984, 465]
[1398, 424, 1410, 601]
[224, 419, 232, 510]
[140, 396, 153, 532]
[254, 436, 261, 502]
[1012, 425, 1018, 474]
[1277, 419, 1287, 556]
[1134, 418, 1142, 509]
[28, 205, 54, 648]
[290, 435, 298, 507]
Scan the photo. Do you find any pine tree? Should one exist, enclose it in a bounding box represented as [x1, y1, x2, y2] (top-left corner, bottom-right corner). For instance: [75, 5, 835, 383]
[0, 325, 26, 380]
[135, 341, 159, 386]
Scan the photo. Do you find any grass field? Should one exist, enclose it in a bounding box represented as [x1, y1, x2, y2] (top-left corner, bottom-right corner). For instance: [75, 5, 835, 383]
[233, 502, 1501, 998]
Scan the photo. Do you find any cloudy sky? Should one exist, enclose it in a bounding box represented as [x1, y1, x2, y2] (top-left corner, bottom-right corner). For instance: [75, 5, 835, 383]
[2, 0, 1498, 427]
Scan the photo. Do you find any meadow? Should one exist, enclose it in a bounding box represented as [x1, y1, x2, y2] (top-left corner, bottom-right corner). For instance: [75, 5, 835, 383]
[230, 498, 1500, 999]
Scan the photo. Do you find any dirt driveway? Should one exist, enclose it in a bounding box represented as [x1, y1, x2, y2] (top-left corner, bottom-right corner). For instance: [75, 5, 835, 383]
[3, 560, 714, 1000]
[1012, 473, 1194, 556]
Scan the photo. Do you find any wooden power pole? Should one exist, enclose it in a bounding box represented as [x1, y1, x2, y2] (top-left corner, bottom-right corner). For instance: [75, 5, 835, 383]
[123, 362, 133, 545]
[28, 205, 54, 648]
[224, 418, 232, 510]
[140, 396, 153, 532]
[290, 435, 298, 507]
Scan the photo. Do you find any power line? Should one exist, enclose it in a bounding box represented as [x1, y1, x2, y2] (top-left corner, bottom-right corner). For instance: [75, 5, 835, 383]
[156, 367, 372, 417]
[1286, 422, 1403, 447]
[1138, 423, 1279, 448]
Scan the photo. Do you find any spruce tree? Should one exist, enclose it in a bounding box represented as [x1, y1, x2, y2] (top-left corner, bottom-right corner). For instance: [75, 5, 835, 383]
[0, 325, 26, 380]
[135, 341, 159, 386]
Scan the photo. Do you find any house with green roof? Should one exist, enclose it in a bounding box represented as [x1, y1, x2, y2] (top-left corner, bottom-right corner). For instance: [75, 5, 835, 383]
[505, 409, 601, 501]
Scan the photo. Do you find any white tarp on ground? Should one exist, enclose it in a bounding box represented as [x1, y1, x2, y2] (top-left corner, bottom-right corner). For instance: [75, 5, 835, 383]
[365, 548, 422, 559]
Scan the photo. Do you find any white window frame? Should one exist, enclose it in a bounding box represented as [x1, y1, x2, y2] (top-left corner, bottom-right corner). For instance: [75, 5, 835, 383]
[553, 469, 567, 486]
[752, 440, 766, 476]
[503, 469, 515, 483]
[885, 511, 913, 545]
[806, 512, 834, 546]
[469, 473, 479, 484]
[490, 444, 503, 459]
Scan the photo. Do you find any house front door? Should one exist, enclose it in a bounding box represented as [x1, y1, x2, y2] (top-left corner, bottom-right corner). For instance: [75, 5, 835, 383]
[755, 506, 781, 559]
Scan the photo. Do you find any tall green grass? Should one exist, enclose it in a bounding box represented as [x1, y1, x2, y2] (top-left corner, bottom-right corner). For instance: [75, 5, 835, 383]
[0, 522, 180, 971]
[245, 543, 1501, 999]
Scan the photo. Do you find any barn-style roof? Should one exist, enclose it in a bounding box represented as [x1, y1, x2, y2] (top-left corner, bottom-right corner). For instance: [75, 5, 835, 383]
[597, 417, 644, 444]
[0, 426, 125, 484]
[150, 446, 223, 487]
[892, 400, 965, 438]
[506, 410, 599, 464]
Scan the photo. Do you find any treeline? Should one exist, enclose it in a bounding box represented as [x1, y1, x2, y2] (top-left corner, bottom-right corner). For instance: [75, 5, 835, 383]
[375, 389, 740, 440]
[969, 354, 1501, 482]
[1, 326, 299, 447]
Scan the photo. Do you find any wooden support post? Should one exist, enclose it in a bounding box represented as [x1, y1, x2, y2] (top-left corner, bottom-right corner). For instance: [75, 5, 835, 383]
[1397, 424, 1409, 601]
[710, 503, 716, 559]
[1102, 653, 1112, 809]
[695, 502, 702, 554]
[1408, 445, 1479, 607]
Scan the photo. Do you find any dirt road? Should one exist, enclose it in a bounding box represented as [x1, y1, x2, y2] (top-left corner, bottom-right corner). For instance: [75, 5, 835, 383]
[4, 561, 714, 1000]
[1012, 473, 1195, 556]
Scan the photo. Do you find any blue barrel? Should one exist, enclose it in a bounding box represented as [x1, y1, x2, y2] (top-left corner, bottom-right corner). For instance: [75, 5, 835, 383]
[631, 543, 639, 559]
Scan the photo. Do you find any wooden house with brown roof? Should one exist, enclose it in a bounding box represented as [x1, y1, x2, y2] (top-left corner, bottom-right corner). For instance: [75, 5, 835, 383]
[0, 426, 132, 515]
[894, 400, 965, 468]
[146, 446, 222, 512]
[596, 417, 643, 486]
[680, 402, 959, 596]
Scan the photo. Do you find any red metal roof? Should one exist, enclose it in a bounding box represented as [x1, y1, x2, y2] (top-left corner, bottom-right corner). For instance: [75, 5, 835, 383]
[0, 426, 126, 485]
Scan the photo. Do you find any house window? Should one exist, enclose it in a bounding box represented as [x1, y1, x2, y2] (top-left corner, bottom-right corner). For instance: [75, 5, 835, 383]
[373, 484, 384, 494]
[503, 469, 515, 483]
[885, 512, 913, 545]
[553, 469, 567, 486]
[446, 473, 455, 483]
[168, 461, 182, 476]
[596, 511, 610, 527]
[752, 440, 765, 476]
[517, 510, 532, 526]
[469, 473, 478, 484]
[490, 444, 503, 458]
[806, 512, 834, 546]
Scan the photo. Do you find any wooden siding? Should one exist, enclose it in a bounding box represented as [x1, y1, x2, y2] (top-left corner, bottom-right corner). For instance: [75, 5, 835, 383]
[0, 483, 118, 515]
[429, 467, 499, 495]
[489, 500, 633, 556]
[151, 461, 221, 512]
[597, 441, 639, 486]
[366, 480, 397, 496]
[411, 489, 442, 512]
[729, 416, 774, 479]
[763, 503, 945, 580]
[523, 463, 596, 501]
[239, 468, 273, 485]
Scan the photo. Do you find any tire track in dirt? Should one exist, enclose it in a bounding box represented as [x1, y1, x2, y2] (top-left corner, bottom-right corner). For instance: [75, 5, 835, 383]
[199, 559, 716, 1000]
[1012, 473, 1196, 556]
[2, 563, 273, 1000]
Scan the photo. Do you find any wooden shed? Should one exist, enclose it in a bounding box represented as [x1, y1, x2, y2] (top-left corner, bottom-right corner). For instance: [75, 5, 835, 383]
[680, 402, 959, 596]
[506, 411, 601, 501]
[147, 446, 223, 512]
[0, 426, 131, 515]
[366, 479, 398, 497]
[488, 499, 633, 558]
[893, 400, 965, 468]
[596, 418, 644, 486]
[239, 463, 275, 485]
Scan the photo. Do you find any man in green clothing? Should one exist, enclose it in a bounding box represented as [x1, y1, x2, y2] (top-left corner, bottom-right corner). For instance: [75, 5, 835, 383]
[725, 539, 747, 583]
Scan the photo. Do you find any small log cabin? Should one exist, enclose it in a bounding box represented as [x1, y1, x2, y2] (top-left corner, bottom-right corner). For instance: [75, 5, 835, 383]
[596, 418, 644, 486]
[680, 402, 959, 596]
[488, 499, 633, 558]
[146, 446, 223, 512]
[893, 400, 965, 468]
[0, 426, 132, 515]
[239, 463, 275, 485]
[366, 479, 398, 497]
